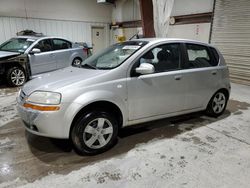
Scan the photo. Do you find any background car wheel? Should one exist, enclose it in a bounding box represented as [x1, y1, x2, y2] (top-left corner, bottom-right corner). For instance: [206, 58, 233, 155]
[6, 66, 26, 87]
[72, 57, 82, 67]
[206, 90, 228, 117]
[71, 111, 118, 155]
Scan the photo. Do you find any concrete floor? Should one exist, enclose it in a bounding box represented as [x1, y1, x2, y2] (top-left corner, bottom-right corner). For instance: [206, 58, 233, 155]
[0, 83, 250, 187]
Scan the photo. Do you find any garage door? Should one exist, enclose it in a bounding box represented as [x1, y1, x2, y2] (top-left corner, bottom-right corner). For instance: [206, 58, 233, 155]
[211, 0, 250, 85]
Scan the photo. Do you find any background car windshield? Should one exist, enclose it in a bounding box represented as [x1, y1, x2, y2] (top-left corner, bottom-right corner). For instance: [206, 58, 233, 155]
[82, 41, 148, 69]
[0, 38, 34, 53]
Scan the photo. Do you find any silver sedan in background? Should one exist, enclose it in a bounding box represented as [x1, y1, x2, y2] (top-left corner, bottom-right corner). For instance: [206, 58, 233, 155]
[17, 38, 231, 155]
[0, 36, 86, 86]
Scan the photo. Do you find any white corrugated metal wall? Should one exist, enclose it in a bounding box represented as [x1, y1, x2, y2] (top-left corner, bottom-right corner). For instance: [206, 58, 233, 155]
[0, 16, 110, 47]
[211, 0, 250, 85]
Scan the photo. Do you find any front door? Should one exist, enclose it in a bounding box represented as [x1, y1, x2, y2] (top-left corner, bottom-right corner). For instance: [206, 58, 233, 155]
[91, 27, 105, 54]
[127, 43, 186, 120]
[29, 39, 57, 75]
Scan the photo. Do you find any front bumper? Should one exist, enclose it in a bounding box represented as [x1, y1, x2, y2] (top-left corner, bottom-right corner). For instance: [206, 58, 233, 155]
[17, 102, 70, 139]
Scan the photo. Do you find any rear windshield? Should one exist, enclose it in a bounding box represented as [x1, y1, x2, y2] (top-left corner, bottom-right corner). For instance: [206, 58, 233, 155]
[0, 38, 35, 53]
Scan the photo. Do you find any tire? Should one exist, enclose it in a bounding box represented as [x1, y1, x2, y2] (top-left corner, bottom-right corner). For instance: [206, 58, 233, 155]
[206, 90, 228, 117]
[72, 57, 82, 67]
[71, 111, 118, 155]
[6, 66, 26, 87]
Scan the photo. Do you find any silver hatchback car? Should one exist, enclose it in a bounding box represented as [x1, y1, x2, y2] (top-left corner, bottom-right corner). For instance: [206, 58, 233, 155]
[17, 38, 231, 155]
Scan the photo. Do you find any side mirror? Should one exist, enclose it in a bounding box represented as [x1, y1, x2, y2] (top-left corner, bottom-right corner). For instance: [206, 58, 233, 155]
[135, 63, 155, 75]
[29, 48, 41, 54]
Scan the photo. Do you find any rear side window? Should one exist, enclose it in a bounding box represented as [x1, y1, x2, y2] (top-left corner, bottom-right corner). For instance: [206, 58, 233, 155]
[186, 44, 215, 68]
[52, 39, 72, 50]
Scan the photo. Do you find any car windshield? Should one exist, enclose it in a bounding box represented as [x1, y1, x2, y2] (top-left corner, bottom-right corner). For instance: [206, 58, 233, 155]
[0, 38, 35, 53]
[81, 41, 148, 70]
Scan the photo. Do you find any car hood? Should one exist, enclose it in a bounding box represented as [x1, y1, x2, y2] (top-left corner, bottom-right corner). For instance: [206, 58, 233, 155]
[0, 51, 21, 61]
[22, 67, 109, 95]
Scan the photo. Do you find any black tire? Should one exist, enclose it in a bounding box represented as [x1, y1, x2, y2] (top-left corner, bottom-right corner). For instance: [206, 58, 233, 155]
[72, 57, 82, 67]
[206, 90, 228, 117]
[6, 66, 27, 87]
[71, 111, 118, 155]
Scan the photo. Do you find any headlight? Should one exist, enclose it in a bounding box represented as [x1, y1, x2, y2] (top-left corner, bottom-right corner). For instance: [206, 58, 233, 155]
[27, 91, 61, 105]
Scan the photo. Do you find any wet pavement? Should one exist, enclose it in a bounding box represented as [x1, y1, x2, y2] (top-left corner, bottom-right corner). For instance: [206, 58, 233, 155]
[0, 83, 250, 187]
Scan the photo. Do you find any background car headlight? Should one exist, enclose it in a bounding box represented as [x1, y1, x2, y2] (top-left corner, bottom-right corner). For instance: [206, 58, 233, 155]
[27, 91, 61, 105]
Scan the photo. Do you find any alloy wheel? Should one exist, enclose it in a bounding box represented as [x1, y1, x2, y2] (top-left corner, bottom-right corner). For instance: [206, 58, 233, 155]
[212, 92, 226, 114]
[10, 69, 25, 86]
[83, 118, 113, 149]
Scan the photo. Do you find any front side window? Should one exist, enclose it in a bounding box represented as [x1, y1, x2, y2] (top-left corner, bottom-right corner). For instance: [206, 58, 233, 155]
[137, 43, 181, 73]
[53, 39, 71, 50]
[33, 39, 52, 52]
[0, 38, 35, 53]
[81, 41, 148, 70]
[186, 44, 214, 68]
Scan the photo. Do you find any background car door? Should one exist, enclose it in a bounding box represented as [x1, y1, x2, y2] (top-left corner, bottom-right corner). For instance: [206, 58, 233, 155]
[52, 39, 72, 69]
[29, 39, 57, 75]
[181, 43, 220, 110]
[127, 43, 186, 120]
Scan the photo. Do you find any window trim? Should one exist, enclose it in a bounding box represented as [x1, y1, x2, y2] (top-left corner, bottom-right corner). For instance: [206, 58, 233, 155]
[209, 47, 220, 65]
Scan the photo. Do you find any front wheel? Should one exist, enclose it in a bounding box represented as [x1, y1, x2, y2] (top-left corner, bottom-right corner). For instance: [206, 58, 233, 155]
[71, 111, 118, 155]
[206, 90, 228, 117]
[6, 66, 27, 87]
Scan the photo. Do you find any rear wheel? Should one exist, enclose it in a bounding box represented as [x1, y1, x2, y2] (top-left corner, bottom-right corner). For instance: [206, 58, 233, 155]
[206, 90, 228, 117]
[6, 66, 26, 87]
[71, 111, 118, 155]
[72, 57, 82, 67]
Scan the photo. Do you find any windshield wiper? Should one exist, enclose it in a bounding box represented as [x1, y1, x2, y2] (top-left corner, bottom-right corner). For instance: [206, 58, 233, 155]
[81, 63, 98, 70]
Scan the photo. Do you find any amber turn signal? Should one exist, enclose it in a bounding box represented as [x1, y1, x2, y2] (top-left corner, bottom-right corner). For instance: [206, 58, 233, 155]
[23, 103, 60, 111]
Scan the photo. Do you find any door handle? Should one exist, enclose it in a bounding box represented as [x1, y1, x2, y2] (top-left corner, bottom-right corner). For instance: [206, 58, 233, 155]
[211, 70, 217, 75]
[174, 75, 182, 80]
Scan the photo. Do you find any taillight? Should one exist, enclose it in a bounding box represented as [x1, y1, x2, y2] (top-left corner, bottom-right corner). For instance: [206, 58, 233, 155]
[83, 48, 88, 56]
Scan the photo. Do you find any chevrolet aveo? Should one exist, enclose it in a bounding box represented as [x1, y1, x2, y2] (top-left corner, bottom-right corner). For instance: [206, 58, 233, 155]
[17, 38, 231, 155]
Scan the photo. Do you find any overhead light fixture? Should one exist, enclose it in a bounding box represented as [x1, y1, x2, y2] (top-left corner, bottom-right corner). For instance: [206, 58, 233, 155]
[97, 0, 115, 4]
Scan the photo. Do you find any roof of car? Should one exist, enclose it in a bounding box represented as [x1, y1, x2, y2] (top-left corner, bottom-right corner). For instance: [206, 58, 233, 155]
[14, 35, 41, 40]
[132, 38, 213, 47]
[14, 36, 72, 42]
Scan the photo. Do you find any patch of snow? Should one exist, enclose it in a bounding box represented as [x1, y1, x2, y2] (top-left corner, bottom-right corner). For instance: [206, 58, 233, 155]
[0, 137, 16, 154]
[0, 138, 11, 145]
[0, 91, 18, 128]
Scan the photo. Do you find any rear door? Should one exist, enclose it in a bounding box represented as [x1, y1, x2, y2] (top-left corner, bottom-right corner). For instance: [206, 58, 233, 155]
[51, 38, 72, 69]
[181, 43, 220, 110]
[127, 43, 186, 120]
[29, 39, 57, 75]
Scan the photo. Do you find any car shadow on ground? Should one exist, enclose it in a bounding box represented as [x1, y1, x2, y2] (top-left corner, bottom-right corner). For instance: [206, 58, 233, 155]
[27, 110, 232, 161]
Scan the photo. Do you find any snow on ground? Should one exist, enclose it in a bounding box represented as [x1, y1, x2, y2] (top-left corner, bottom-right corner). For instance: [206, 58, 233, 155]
[0, 89, 18, 128]
[0, 83, 250, 188]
